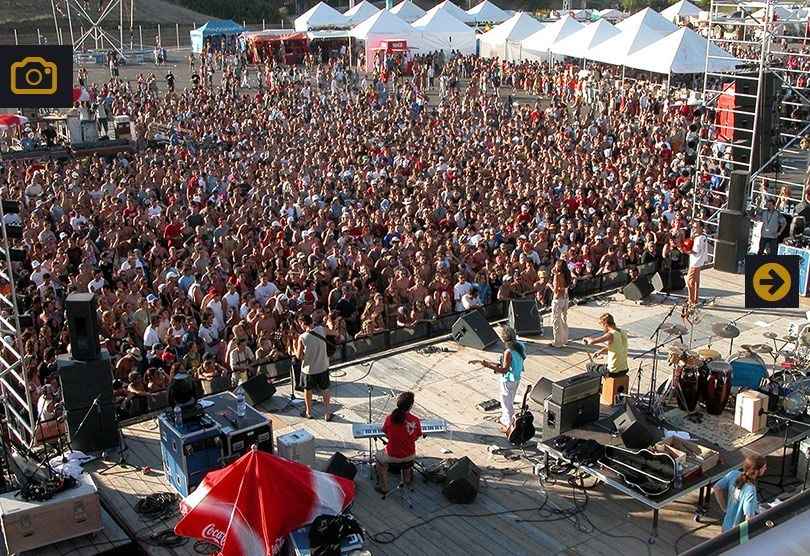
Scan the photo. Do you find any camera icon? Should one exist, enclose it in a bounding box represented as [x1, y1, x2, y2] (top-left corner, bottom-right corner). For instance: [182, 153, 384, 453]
[10, 56, 57, 95]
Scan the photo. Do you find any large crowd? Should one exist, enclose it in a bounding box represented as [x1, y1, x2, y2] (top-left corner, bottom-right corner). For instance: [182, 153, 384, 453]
[5, 44, 714, 426]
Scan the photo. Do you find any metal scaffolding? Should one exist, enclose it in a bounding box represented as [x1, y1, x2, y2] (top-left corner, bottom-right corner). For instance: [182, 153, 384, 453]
[694, 0, 810, 262]
[50, 0, 135, 56]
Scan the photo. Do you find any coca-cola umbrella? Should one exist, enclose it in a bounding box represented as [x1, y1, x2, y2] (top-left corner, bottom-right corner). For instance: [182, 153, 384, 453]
[175, 447, 355, 555]
[0, 114, 28, 129]
[72, 86, 90, 102]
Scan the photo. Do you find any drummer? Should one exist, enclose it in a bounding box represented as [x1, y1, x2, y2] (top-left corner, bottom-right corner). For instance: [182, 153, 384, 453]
[584, 313, 629, 377]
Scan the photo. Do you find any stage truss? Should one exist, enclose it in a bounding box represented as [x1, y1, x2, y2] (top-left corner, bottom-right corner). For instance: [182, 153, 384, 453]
[694, 0, 810, 263]
[50, 0, 135, 57]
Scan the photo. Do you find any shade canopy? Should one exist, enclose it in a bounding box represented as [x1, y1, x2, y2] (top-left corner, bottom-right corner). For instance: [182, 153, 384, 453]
[413, 7, 476, 53]
[599, 8, 625, 21]
[189, 20, 245, 53]
[391, 0, 426, 23]
[423, 0, 475, 24]
[661, 0, 702, 21]
[478, 12, 544, 59]
[551, 19, 620, 59]
[624, 27, 741, 74]
[343, 0, 380, 25]
[585, 8, 677, 65]
[295, 2, 349, 31]
[467, 1, 509, 23]
[521, 15, 584, 60]
[350, 9, 415, 40]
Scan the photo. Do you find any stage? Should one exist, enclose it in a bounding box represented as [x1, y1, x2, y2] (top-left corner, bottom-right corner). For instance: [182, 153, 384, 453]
[40, 268, 810, 556]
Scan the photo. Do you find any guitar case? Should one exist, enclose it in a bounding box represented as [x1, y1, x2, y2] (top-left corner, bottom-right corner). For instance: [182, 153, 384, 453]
[600, 445, 676, 497]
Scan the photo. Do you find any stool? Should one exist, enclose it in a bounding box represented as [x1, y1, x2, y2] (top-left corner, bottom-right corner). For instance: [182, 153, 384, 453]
[382, 460, 415, 508]
[601, 374, 630, 406]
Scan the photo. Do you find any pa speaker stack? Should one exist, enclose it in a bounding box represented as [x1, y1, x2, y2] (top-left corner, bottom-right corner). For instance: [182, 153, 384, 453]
[452, 311, 498, 349]
[508, 299, 543, 336]
[65, 292, 101, 361]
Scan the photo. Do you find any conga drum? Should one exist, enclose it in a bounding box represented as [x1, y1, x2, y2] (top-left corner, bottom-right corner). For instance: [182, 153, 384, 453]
[674, 366, 701, 412]
[702, 361, 732, 415]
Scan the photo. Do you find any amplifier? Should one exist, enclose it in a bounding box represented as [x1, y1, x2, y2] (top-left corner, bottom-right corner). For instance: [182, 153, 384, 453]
[284, 523, 364, 556]
[543, 393, 600, 438]
[549, 373, 602, 405]
[277, 429, 316, 468]
[0, 473, 102, 554]
[159, 413, 223, 496]
[201, 391, 274, 462]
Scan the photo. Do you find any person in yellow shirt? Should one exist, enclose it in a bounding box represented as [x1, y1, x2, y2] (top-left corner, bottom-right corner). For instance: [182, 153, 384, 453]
[584, 313, 629, 376]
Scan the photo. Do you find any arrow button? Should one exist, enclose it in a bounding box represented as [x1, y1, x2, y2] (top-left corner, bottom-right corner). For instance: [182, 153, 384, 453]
[759, 268, 785, 296]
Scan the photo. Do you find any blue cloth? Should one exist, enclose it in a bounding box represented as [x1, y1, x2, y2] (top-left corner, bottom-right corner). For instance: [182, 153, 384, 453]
[501, 342, 525, 383]
[715, 470, 758, 532]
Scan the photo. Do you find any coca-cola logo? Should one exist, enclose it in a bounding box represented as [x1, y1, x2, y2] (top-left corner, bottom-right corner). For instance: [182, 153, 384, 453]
[203, 524, 225, 546]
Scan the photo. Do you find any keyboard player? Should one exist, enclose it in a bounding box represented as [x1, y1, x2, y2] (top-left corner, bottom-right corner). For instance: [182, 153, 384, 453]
[375, 391, 421, 495]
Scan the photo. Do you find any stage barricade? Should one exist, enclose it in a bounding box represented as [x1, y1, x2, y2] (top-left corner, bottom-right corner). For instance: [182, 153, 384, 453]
[389, 321, 429, 349]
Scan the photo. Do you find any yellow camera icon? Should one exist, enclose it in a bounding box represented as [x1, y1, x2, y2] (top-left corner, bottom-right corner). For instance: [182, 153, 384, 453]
[10, 56, 57, 95]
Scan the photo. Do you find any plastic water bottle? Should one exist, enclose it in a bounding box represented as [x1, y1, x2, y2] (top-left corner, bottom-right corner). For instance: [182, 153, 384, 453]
[674, 460, 683, 490]
[236, 388, 246, 418]
[174, 405, 182, 428]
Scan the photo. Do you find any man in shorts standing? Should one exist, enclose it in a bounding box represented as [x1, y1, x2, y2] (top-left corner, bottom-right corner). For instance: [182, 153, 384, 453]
[296, 315, 332, 421]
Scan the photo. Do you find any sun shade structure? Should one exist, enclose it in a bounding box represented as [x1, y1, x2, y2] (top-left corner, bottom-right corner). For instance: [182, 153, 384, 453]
[295, 2, 349, 31]
[343, 0, 380, 26]
[599, 8, 625, 21]
[478, 11, 544, 59]
[423, 0, 475, 24]
[520, 15, 585, 61]
[623, 26, 742, 74]
[413, 8, 476, 53]
[189, 20, 245, 53]
[661, 0, 702, 21]
[466, 1, 510, 24]
[391, 0, 426, 23]
[350, 9, 416, 40]
[551, 19, 621, 59]
[585, 7, 677, 65]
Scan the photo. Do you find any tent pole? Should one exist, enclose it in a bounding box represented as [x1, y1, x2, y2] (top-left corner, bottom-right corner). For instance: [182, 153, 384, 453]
[666, 72, 671, 96]
[621, 65, 625, 82]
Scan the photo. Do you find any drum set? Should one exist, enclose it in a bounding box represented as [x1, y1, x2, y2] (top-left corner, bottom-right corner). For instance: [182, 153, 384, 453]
[667, 340, 733, 416]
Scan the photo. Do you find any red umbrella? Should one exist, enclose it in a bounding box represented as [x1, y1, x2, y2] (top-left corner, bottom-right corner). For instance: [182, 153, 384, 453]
[0, 114, 28, 129]
[175, 447, 355, 555]
[72, 86, 90, 103]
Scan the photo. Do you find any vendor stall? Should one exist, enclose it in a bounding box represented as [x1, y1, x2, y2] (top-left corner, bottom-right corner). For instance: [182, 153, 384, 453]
[190, 20, 245, 54]
[243, 31, 309, 64]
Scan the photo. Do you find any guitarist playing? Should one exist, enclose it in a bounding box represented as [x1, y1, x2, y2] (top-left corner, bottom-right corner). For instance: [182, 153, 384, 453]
[469, 326, 525, 435]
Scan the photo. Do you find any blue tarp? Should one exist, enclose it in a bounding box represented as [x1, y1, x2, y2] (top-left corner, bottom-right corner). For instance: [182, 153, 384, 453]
[190, 20, 246, 53]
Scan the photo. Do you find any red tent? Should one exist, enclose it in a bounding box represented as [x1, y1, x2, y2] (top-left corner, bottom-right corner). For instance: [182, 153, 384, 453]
[175, 447, 355, 555]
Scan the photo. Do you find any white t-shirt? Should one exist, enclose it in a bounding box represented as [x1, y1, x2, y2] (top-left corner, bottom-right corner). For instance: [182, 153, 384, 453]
[690, 234, 709, 268]
[254, 281, 279, 306]
[453, 282, 473, 312]
[143, 326, 161, 349]
[88, 277, 106, 293]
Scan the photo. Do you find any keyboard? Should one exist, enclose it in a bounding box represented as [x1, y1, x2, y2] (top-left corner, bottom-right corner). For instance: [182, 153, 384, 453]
[352, 419, 448, 439]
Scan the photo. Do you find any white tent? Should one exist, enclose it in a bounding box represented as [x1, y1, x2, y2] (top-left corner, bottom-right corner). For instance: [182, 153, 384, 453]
[585, 8, 677, 65]
[413, 8, 476, 53]
[467, 1, 509, 24]
[521, 15, 584, 61]
[661, 0, 702, 21]
[343, 0, 380, 26]
[351, 8, 419, 66]
[478, 12, 544, 59]
[391, 0, 426, 23]
[551, 19, 620, 59]
[423, 1, 475, 24]
[599, 8, 625, 21]
[295, 2, 349, 31]
[624, 27, 741, 74]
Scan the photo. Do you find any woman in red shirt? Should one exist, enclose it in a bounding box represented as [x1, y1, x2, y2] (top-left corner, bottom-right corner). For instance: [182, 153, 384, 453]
[374, 391, 421, 495]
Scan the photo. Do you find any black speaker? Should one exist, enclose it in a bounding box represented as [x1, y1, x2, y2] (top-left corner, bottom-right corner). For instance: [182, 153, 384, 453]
[442, 456, 480, 504]
[451, 311, 498, 350]
[613, 401, 662, 450]
[727, 170, 749, 212]
[622, 275, 654, 301]
[543, 393, 600, 437]
[325, 452, 357, 481]
[795, 202, 810, 222]
[791, 215, 806, 238]
[65, 292, 101, 361]
[651, 270, 686, 293]
[57, 353, 119, 452]
[241, 374, 277, 406]
[530, 377, 553, 405]
[714, 210, 751, 273]
[508, 299, 543, 336]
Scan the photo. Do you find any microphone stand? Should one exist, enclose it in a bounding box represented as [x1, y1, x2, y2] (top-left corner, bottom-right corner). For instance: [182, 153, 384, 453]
[365, 362, 377, 480]
[646, 304, 679, 411]
[759, 412, 807, 489]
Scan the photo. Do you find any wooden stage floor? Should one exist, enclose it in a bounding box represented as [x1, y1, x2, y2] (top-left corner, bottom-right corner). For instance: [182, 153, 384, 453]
[35, 269, 810, 556]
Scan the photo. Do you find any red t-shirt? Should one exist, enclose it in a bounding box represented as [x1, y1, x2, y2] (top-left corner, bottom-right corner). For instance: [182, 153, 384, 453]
[383, 413, 421, 459]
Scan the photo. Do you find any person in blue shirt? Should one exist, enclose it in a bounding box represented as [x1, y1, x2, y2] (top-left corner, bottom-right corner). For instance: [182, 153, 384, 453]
[713, 455, 767, 532]
[469, 326, 525, 435]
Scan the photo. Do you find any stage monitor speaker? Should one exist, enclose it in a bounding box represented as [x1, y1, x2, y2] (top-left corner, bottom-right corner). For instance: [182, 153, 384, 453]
[543, 393, 600, 437]
[442, 456, 480, 504]
[57, 353, 119, 452]
[241, 374, 277, 407]
[622, 275, 654, 301]
[325, 452, 357, 481]
[613, 401, 662, 450]
[530, 377, 553, 405]
[714, 210, 751, 273]
[65, 292, 101, 361]
[727, 170, 750, 212]
[451, 311, 498, 350]
[508, 299, 543, 336]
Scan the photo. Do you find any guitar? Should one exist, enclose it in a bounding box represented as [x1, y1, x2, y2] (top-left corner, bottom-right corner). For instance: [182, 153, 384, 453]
[508, 385, 536, 446]
[468, 359, 498, 372]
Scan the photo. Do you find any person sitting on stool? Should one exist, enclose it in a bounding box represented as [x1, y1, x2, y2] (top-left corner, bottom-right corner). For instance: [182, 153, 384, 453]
[375, 391, 422, 495]
[584, 313, 629, 377]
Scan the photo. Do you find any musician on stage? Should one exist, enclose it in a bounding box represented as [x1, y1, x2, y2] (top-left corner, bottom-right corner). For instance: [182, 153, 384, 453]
[375, 391, 422, 495]
[584, 313, 629, 377]
[686, 221, 708, 305]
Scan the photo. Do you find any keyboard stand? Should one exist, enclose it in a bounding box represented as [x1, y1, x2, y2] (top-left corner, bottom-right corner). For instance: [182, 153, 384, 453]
[363, 369, 377, 480]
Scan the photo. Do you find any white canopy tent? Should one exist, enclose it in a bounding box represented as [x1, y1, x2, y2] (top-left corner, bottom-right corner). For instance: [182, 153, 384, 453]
[295, 1, 349, 31]
[423, 1, 475, 24]
[478, 12, 544, 59]
[520, 15, 584, 61]
[661, 0, 702, 22]
[390, 0, 426, 23]
[467, 1, 510, 24]
[624, 27, 741, 74]
[585, 8, 677, 65]
[413, 8, 476, 53]
[343, 0, 380, 26]
[350, 9, 419, 68]
[551, 19, 620, 59]
[599, 8, 625, 22]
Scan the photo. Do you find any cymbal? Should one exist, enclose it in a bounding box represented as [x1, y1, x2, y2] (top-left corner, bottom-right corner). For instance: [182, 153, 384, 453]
[712, 322, 741, 339]
[763, 332, 780, 340]
[662, 323, 688, 337]
[697, 348, 722, 360]
[740, 344, 754, 351]
[751, 344, 773, 354]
